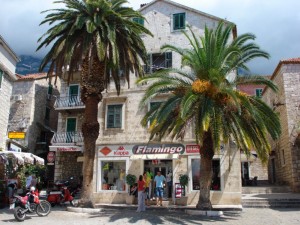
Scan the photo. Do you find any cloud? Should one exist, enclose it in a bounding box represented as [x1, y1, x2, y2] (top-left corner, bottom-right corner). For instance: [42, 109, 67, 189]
[1, 0, 299, 75]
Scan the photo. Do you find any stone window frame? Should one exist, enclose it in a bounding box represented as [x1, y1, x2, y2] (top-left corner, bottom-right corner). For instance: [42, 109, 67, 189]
[188, 155, 223, 193]
[97, 157, 129, 193]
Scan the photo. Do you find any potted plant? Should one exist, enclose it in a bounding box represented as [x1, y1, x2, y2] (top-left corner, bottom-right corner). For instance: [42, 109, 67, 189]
[177, 174, 189, 206]
[125, 174, 137, 204]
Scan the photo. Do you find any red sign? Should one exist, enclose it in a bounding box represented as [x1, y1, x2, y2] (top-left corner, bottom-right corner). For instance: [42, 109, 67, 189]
[186, 145, 200, 154]
[114, 146, 130, 156]
[175, 183, 183, 198]
[47, 152, 55, 163]
[99, 147, 112, 156]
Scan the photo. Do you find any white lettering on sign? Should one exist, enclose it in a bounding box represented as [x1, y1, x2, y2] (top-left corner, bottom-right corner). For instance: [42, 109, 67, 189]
[133, 144, 184, 154]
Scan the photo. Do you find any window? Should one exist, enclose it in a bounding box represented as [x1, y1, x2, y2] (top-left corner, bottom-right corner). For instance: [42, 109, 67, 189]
[191, 158, 221, 191]
[143, 52, 172, 74]
[255, 88, 263, 98]
[133, 17, 144, 26]
[101, 161, 126, 191]
[107, 104, 123, 128]
[173, 13, 186, 30]
[0, 69, 3, 88]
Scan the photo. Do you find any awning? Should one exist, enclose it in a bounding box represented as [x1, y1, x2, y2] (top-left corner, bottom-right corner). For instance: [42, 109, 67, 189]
[0, 151, 44, 165]
[130, 154, 179, 160]
[31, 154, 45, 165]
[0, 151, 24, 165]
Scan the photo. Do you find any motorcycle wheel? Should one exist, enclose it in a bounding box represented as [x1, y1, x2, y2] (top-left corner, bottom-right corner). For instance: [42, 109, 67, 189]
[36, 201, 51, 217]
[13, 206, 26, 221]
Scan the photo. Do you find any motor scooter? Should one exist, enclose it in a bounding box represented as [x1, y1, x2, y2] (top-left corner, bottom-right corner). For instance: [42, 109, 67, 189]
[47, 180, 75, 207]
[10, 187, 51, 221]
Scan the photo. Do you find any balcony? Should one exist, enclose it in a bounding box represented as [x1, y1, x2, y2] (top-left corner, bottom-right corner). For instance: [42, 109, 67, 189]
[54, 96, 85, 110]
[51, 132, 83, 144]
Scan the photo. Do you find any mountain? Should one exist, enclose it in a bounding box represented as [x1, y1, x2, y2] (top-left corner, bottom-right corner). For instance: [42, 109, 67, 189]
[16, 55, 50, 75]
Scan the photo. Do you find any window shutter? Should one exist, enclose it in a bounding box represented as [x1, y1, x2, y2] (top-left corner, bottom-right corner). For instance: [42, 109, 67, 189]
[114, 105, 122, 128]
[107, 106, 115, 128]
[165, 52, 172, 68]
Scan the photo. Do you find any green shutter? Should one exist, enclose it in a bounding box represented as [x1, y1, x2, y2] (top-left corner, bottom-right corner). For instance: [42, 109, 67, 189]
[165, 52, 172, 68]
[48, 84, 53, 95]
[133, 17, 144, 26]
[67, 118, 77, 132]
[173, 13, 185, 30]
[0, 70, 3, 88]
[107, 105, 122, 128]
[255, 89, 263, 97]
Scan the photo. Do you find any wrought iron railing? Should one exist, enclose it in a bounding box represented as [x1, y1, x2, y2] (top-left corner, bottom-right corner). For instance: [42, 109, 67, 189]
[54, 95, 85, 109]
[51, 132, 83, 144]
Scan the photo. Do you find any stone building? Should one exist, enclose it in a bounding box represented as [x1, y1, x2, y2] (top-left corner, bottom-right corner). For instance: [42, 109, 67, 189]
[263, 58, 300, 192]
[7, 73, 60, 179]
[0, 35, 19, 151]
[237, 81, 270, 185]
[51, 0, 242, 207]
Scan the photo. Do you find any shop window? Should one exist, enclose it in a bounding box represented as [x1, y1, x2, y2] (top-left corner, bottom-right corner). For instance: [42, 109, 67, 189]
[173, 13, 186, 30]
[101, 161, 126, 191]
[191, 159, 221, 191]
[107, 104, 123, 128]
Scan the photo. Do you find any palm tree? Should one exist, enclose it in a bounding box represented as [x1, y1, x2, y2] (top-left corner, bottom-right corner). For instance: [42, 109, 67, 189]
[37, 0, 151, 207]
[137, 22, 281, 210]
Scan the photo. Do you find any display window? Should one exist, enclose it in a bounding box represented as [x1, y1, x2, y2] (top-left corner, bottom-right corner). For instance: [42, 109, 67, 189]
[189, 157, 221, 191]
[99, 159, 128, 191]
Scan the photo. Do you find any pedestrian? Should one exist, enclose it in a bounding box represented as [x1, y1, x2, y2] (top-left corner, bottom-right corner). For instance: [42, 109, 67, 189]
[154, 170, 166, 206]
[25, 172, 32, 189]
[136, 175, 146, 212]
[143, 172, 151, 206]
[7, 182, 17, 203]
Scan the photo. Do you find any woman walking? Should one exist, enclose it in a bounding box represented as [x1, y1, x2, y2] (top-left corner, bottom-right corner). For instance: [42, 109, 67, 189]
[136, 175, 146, 212]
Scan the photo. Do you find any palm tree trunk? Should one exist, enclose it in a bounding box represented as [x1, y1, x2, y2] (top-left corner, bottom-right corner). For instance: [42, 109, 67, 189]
[79, 56, 105, 207]
[196, 131, 214, 210]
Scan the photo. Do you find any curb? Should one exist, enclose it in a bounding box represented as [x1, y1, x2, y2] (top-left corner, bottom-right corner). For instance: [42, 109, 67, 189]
[186, 209, 223, 217]
[67, 206, 103, 214]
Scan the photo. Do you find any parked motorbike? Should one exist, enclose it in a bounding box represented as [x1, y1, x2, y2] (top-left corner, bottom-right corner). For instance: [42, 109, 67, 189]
[10, 187, 51, 222]
[47, 180, 75, 207]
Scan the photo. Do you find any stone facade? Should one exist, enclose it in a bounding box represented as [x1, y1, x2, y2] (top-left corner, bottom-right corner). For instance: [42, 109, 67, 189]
[53, 0, 242, 206]
[0, 36, 18, 150]
[8, 74, 60, 160]
[263, 58, 300, 192]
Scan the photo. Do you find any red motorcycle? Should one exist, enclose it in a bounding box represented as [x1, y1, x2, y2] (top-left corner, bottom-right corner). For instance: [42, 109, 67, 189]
[47, 180, 75, 207]
[10, 187, 51, 221]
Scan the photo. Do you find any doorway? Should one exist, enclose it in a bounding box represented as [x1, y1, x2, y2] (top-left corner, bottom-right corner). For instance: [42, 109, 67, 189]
[144, 160, 173, 199]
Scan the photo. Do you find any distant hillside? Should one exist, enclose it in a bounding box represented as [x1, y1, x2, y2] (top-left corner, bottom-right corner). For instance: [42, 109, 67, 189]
[16, 55, 50, 75]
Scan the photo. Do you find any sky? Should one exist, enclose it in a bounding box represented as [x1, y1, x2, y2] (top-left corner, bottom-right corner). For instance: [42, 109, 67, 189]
[0, 0, 300, 75]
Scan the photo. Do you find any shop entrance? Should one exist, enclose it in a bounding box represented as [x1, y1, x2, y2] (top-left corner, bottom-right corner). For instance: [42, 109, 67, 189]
[144, 160, 173, 199]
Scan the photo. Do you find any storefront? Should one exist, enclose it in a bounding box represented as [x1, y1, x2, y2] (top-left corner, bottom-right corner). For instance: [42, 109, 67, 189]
[93, 143, 241, 206]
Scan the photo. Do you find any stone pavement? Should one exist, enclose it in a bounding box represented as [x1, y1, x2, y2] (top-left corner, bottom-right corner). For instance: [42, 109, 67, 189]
[1, 205, 300, 225]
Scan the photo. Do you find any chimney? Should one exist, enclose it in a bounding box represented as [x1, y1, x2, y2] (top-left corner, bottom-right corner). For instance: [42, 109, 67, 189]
[140, 3, 147, 8]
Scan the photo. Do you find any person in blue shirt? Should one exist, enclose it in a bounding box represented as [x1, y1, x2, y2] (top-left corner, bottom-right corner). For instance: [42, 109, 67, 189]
[154, 171, 166, 206]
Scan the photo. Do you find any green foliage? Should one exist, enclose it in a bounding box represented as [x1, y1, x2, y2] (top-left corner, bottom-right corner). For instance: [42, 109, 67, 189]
[125, 174, 136, 186]
[16, 164, 46, 189]
[179, 174, 189, 187]
[37, 0, 152, 94]
[137, 22, 281, 164]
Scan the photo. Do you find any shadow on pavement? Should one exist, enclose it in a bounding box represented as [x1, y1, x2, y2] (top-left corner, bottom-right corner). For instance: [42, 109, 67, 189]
[88, 208, 242, 225]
